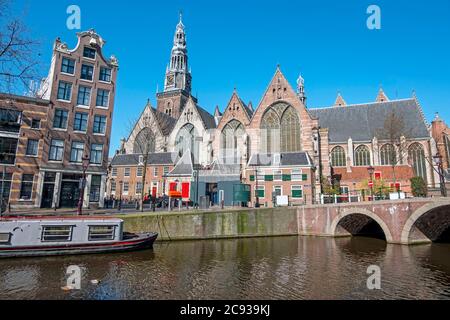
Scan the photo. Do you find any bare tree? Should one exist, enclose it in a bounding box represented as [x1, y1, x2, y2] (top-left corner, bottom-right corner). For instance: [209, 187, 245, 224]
[127, 114, 156, 212]
[376, 110, 412, 192]
[0, 0, 41, 95]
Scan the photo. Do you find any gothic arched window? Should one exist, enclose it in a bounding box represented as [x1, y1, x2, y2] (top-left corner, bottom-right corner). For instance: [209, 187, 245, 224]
[281, 107, 301, 152]
[354, 145, 371, 166]
[133, 128, 156, 154]
[175, 123, 199, 162]
[260, 103, 301, 153]
[261, 108, 280, 153]
[408, 143, 428, 181]
[331, 146, 346, 167]
[221, 120, 245, 164]
[380, 144, 396, 166]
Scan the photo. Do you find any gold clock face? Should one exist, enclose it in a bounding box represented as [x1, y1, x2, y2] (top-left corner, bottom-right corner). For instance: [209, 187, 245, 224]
[167, 75, 174, 86]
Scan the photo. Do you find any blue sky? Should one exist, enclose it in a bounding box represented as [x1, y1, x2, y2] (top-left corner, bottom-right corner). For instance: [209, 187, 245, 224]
[10, 0, 450, 156]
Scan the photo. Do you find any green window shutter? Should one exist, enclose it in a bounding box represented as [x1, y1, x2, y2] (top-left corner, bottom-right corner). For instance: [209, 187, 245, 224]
[256, 190, 265, 198]
[250, 175, 255, 182]
[282, 174, 291, 181]
[292, 190, 303, 198]
[265, 175, 273, 182]
[302, 174, 308, 181]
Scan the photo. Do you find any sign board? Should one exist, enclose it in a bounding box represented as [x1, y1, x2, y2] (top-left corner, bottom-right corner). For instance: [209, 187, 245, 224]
[368, 181, 374, 188]
[276, 195, 289, 207]
[389, 192, 406, 200]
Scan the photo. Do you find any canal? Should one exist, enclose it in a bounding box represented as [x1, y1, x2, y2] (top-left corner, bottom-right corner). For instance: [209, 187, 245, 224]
[0, 236, 450, 300]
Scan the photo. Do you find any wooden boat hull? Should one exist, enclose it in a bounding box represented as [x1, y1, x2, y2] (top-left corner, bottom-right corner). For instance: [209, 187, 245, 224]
[0, 232, 158, 259]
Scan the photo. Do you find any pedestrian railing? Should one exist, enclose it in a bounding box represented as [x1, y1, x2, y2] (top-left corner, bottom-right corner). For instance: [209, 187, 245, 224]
[320, 194, 362, 204]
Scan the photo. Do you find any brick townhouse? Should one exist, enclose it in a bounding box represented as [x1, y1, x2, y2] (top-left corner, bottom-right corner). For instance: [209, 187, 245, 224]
[107, 153, 176, 201]
[0, 29, 118, 210]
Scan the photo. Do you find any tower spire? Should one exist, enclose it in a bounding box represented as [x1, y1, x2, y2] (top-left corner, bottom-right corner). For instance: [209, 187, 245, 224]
[163, 13, 192, 94]
[297, 73, 307, 106]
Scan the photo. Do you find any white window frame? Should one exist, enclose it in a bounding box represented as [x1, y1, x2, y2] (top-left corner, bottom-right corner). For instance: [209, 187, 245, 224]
[123, 182, 129, 195]
[273, 185, 283, 196]
[291, 169, 303, 181]
[255, 185, 265, 199]
[273, 169, 282, 181]
[291, 185, 303, 199]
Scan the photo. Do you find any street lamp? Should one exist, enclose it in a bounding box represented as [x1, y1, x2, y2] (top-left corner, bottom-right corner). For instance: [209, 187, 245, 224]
[77, 154, 90, 215]
[367, 166, 375, 202]
[0, 166, 6, 217]
[433, 152, 447, 197]
[118, 180, 123, 211]
[255, 166, 260, 208]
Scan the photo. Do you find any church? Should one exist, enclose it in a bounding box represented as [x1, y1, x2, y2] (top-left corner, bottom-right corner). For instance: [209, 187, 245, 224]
[108, 16, 437, 207]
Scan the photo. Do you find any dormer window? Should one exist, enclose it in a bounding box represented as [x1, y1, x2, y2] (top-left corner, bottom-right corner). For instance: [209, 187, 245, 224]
[83, 47, 96, 59]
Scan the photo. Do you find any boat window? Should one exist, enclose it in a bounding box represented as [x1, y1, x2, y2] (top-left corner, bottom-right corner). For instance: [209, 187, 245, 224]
[88, 225, 116, 241]
[0, 233, 11, 244]
[41, 226, 73, 242]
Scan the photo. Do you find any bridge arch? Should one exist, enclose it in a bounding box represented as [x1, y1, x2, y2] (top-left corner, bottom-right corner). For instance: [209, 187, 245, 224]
[401, 200, 450, 244]
[329, 208, 394, 242]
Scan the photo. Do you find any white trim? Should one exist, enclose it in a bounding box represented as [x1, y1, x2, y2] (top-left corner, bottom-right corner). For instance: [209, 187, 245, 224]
[273, 169, 282, 182]
[60, 72, 75, 78]
[73, 109, 89, 133]
[98, 66, 112, 83]
[19, 173, 36, 201]
[56, 80, 73, 102]
[56, 99, 71, 104]
[80, 62, 95, 82]
[93, 114, 108, 135]
[273, 185, 283, 196]
[75, 82, 92, 108]
[291, 168, 303, 181]
[291, 185, 303, 198]
[60, 56, 77, 76]
[255, 185, 265, 199]
[95, 88, 110, 109]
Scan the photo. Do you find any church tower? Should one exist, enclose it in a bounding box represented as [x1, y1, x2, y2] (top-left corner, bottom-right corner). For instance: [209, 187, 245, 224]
[157, 13, 196, 119]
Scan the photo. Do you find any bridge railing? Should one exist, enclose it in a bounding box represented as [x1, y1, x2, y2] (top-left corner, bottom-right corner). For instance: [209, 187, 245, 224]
[320, 194, 362, 204]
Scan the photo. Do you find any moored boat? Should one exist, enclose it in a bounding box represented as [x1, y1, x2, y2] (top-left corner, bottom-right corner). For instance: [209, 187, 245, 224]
[0, 216, 158, 258]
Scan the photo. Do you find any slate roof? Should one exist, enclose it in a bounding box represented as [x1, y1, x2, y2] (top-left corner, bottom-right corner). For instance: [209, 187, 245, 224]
[0, 93, 50, 106]
[248, 152, 313, 167]
[308, 99, 429, 143]
[166, 150, 194, 177]
[238, 97, 254, 119]
[196, 105, 217, 129]
[111, 152, 177, 166]
[153, 109, 177, 136]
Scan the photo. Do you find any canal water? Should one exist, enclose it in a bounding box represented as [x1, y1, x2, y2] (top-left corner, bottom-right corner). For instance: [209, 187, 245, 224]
[0, 236, 449, 300]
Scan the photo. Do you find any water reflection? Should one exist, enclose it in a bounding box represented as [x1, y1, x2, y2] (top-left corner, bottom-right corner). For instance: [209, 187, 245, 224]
[0, 236, 449, 300]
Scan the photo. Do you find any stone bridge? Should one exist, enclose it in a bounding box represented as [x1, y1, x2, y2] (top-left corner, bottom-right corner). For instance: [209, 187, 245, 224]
[298, 198, 450, 244]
